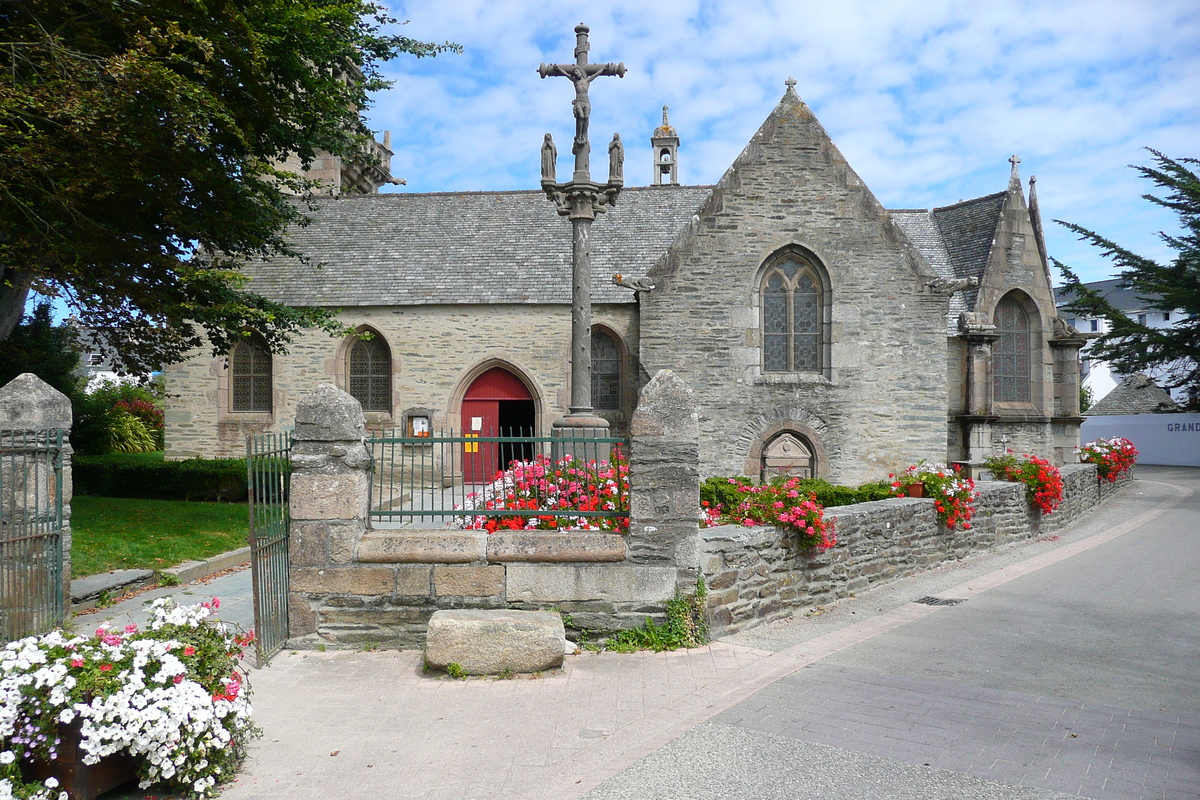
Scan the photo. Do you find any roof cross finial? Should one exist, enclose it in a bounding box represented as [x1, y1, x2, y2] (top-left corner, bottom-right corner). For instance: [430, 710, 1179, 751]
[785, 76, 797, 90]
[1008, 154, 1022, 189]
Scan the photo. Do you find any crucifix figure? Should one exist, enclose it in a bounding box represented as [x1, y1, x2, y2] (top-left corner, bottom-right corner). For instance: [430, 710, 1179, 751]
[539, 24, 626, 181]
[537, 25, 626, 434]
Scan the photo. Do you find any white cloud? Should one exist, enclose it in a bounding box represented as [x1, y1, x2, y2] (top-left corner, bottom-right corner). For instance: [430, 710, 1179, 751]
[376, 0, 1200, 280]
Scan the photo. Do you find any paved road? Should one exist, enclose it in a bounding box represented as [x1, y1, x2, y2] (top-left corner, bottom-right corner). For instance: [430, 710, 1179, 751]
[585, 466, 1200, 800]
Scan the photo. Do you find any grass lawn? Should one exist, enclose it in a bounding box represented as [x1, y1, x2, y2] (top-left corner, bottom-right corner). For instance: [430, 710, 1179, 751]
[71, 496, 249, 578]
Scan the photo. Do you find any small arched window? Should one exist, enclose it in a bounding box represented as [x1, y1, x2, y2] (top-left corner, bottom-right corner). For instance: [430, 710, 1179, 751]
[762, 256, 823, 373]
[591, 329, 621, 411]
[994, 296, 1032, 403]
[230, 335, 272, 413]
[349, 335, 391, 412]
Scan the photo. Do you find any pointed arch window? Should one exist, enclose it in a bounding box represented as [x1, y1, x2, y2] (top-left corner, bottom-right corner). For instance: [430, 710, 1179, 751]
[230, 335, 272, 413]
[349, 335, 391, 412]
[994, 296, 1031, 403]
[591, 329, 621, 411]
[762, 256, 823, 373]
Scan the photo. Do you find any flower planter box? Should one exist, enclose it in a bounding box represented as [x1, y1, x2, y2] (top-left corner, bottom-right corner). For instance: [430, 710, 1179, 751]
[905, 482, 926, 498]
[21, 718, 139, 800]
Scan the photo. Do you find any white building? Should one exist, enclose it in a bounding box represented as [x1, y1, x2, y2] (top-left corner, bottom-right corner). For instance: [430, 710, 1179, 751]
[1054, 279, 1191, 406]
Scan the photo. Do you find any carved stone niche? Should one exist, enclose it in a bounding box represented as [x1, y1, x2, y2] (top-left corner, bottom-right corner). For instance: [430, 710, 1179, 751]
[761, 433, 815, 481]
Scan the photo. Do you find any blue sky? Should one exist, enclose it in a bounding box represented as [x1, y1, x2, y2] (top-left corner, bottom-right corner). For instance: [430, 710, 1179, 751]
[368, 0, 1200, 284]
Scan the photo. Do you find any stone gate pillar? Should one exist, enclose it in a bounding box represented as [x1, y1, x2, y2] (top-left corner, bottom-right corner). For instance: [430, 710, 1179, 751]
[628, 370, 700, 586]
[287, 384, 371, 638]
[0, 374, 73, 629]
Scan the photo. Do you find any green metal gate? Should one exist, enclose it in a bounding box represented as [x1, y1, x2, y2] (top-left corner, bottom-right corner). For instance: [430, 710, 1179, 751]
[247, 432, 291, 664]
[0, 430, 66, 642]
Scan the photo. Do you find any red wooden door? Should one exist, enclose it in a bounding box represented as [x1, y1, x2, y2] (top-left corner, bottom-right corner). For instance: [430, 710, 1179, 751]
[461, 398, 498, 484]
[461, 368, 531, 483]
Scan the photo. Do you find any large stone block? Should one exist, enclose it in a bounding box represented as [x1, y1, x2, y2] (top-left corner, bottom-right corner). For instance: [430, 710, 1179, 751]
[0, 374, 72, 430]
[294, 384, 365, 441]
[291, 566, 394, 595]
[425, 609, 565, 675]
[505, 564, 675, 604]
[434, 565, 505, 597]
[357, 531, 486, 563]
[290, 473, 368, 521]
[486, 532, 626, 562]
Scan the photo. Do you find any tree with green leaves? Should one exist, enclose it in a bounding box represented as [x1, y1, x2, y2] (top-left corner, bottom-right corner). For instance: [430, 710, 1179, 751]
[1055, 151, 1200, 410]
[0, 302, 83, 397]
[0, 0, 457, 374]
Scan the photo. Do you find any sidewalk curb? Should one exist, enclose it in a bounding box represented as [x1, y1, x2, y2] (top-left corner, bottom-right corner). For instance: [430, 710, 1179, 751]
[70, 546, 251, 612]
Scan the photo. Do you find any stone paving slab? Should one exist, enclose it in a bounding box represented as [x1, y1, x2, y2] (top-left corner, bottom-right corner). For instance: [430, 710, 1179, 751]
[713, 664, 1200, 800]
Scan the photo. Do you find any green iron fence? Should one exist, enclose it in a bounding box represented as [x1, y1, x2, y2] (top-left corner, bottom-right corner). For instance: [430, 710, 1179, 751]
[0, 430, 66, 642]
[247, 432, 291, 664]
[367, 428, 629, 529]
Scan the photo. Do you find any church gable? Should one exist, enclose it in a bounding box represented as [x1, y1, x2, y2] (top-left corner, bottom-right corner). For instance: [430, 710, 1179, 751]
[971, 162, 1057, 323]
[640, 83, 953, 484]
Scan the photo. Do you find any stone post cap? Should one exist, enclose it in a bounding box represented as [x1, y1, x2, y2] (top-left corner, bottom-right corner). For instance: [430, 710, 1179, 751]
[0, 373, 72, 430]
[631, 369, 698, 438]
[294, 384, 365, 441]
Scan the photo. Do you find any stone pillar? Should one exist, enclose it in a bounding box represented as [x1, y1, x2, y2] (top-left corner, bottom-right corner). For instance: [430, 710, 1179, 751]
[288, 384, 372, 637]
[628, 370, 700, 586]
[1050, 321, 1089, 465]
[0, 374, 73, 625]
[957, 314, 1000, 470]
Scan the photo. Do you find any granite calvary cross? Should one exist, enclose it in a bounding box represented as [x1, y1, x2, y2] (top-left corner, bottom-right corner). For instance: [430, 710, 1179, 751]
[538, 24, 626, 433]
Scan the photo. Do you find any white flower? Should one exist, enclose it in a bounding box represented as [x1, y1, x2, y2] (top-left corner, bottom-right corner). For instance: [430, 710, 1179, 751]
[0, 750, 14, 764]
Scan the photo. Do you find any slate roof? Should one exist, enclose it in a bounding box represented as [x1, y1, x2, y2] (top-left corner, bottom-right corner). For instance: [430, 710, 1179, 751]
[1054, 279, 1169, 313]
[890, 192, 1005, 330]
[246, 181, 1009, 324]
[244, 186, 713, 306]
[1086, 374, 1182, 415]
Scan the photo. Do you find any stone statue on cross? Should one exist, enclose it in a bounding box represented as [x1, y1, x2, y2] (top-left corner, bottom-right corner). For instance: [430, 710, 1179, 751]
[539, 24, 625, 179]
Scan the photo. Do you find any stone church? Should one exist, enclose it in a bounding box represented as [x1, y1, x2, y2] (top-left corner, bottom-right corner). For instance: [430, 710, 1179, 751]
[163, 83, 1086, 485]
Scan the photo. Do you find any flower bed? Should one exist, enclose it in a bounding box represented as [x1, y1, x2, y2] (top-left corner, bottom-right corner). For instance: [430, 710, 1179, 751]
[1078, 436, 1139, 482]
[457, 449, 629, 533]
[1, 599, 257, 800]
[700, 476, 836, 551]
[890, 462, 977, 529]
[983, 451, 1064, 514]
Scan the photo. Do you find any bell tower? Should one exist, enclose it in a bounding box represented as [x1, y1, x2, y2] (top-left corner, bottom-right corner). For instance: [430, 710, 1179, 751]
[651, 105, 679, 185]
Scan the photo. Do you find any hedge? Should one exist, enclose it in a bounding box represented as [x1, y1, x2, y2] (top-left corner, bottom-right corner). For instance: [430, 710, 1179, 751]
[701, 475, 894, 513]
[73, 453, 256, 502]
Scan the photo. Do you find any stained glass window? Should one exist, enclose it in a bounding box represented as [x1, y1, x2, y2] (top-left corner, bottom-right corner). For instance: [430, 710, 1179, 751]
[761, 257, 823, 373]
[592, 330, 621, 410]
[230, 337, 271, 413]
[994, 297, 1031, 403]
[349, 336, 391, 412]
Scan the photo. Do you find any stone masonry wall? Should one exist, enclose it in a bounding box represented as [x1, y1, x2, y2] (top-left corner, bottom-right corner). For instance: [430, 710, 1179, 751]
[287, 373, 692, 649]
[701, 463, 1130, 636]
[640, 89, 952, 486]
[164, 303, 638, 460]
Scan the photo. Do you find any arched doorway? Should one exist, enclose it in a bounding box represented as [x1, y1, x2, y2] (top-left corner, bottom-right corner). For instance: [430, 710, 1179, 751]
[461, 367, 535, 483]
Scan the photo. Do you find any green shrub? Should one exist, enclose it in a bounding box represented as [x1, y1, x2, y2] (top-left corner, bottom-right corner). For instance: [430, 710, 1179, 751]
[73, 452, 257, 502]
[73, 380, 165, 455]
[606, 576, 708, 653]
[702, 475, 895, 512]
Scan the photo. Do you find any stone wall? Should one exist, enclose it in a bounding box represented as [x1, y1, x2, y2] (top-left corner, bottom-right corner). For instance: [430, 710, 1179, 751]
[701, 463, 1131, 636]
[164, 303, 638, 459]
[287, 371, 694, 649]
[283, 374, 1129, 649]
